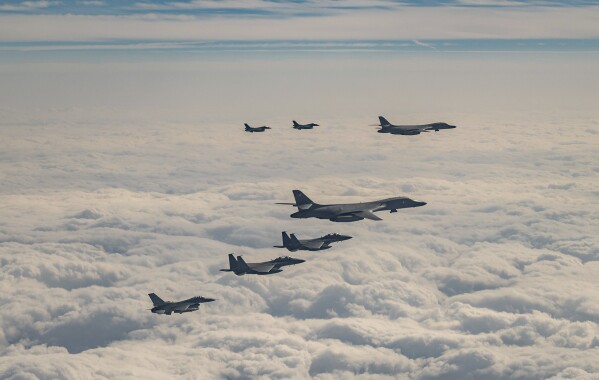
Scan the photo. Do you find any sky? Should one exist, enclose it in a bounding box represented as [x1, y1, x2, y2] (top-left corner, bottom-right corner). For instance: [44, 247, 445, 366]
[1, 1, 599, 379]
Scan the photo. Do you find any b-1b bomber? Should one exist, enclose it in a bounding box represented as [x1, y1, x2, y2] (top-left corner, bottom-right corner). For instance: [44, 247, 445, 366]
[375, 116, 456, 136]
[220, 254, 304, 275]
[278, 190, 426, 222]
[274, 231, 352, 251]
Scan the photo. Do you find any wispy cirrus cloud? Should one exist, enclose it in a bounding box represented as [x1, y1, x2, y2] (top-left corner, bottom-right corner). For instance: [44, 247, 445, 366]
[79, 0, 105, 5]
[1, 5, 599, 43]
[0, 0, 60, 11]
[4, 0, 599, 15]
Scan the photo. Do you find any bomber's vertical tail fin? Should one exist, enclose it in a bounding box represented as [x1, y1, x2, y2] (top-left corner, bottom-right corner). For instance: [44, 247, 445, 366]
[236, 256, 251, 273]
[292, 190, 317, 210]
[378, 116, 392, 127]
[148, 293, 165, 306]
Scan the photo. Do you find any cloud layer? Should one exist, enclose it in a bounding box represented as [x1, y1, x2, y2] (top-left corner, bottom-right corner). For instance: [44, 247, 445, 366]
[0, 53, 598, 379]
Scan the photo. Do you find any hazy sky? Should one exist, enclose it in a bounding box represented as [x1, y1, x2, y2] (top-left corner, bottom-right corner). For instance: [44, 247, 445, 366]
[1, 1, 599, 379]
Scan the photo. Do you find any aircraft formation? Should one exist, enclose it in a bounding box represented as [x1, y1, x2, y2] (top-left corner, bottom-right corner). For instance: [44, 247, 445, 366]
[244, 116, 456, 135]
[149, 115, 457, 314]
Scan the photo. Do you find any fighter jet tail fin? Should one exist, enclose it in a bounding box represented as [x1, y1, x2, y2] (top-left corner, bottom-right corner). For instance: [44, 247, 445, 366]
[236, 256, 251, 272]
[293, 120, 299, 126]
[378, 116, 392, 127]
[228, 253, 237, 271]
[282, 231, 292, 247]
[148, 293, 165, 306]
[244, 123, 251, 130]
[293, 190, 317, 210]
[289, 233, 302, 246]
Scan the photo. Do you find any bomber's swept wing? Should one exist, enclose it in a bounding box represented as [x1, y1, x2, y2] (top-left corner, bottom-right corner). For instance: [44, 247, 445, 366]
[391, 125, 430, 133]
[353, 210, 383, 221]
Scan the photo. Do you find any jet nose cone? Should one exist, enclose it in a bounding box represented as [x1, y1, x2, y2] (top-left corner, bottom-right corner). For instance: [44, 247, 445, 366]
[295, 259, 306, 264]
[416, 201, 427, 207]
[341, 235, 353, 240]
[204, 298, 216, 303]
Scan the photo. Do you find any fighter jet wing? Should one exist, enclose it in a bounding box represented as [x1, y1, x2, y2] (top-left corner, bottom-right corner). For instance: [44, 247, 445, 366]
[300, 240, 326, 250]
[173, 304, 192, 312]
[248, 263, 276, 273]
[354, 210, 383, 221]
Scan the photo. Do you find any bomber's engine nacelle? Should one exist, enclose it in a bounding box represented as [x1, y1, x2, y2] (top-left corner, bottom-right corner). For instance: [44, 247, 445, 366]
[330, 215, 364, 222]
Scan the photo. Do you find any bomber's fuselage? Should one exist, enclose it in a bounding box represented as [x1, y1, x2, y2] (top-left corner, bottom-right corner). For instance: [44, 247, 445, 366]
[379, 122, 456, 135]
[290, 197, 426, 221]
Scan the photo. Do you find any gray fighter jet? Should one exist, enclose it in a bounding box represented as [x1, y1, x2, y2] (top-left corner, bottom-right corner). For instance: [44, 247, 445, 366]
[148, 293, 215, 315]
[274, 231, 352, 251]
[220, 254, 305, 275]
[293, 120, 319, 130]
[278, 190, 426, 222]
[375, 116, 456, 135]
[245, 123, 271, 133]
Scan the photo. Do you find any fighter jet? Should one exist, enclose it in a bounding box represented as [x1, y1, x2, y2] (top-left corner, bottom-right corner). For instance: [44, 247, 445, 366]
[277, 190, 426, 222]
[148, 293, 215, 315]
[274, 231, 352, 252]
[245, 123, 271, 133]
[220, 254, 304, 275]
[292, 120, 319, 130]
[375, 116, 456, 135]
